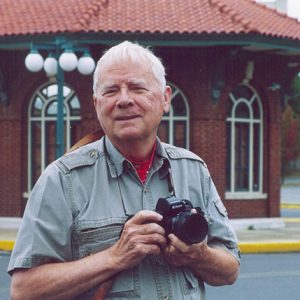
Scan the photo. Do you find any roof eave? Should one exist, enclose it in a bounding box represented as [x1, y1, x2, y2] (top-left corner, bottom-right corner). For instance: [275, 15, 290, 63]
[1, 31, 300, 56]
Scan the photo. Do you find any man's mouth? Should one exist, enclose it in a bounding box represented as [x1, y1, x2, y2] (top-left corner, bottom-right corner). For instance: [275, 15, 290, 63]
[115, 115, 140, 121]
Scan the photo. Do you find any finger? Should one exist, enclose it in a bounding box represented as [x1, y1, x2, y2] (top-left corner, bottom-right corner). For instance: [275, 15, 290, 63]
[168, 234, 189, 252]
[120, 224, 167, 250]
[163, 245, 181, 265]
[122, 221, 165, 237]
[140, 232, 168, 249]
[165, 244, 180, 256]
[139, 222, 165, 235]
[127, 210, 163, 225]
[142, 243, 164, 256]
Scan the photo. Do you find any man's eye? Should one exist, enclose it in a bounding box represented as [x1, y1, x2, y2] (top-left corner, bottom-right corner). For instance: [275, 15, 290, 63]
[103, 89, 117, 96]
[131, 86, 147, 92]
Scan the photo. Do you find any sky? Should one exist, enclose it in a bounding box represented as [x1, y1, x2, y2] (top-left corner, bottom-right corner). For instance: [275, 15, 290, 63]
[287, 0, 300, 20]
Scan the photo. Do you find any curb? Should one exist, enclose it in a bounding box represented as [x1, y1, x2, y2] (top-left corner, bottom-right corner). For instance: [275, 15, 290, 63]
[0, 240, 14, 251]
[2, 240, 300, 254]
[239, 241, 300, 254]
[281, 203, 300, 209]
[284, 218, 300, 223]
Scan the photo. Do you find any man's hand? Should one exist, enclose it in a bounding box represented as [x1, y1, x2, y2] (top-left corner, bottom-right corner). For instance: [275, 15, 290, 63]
[107, 210, 167, 271]
[163, 233, 239, 286]
[163, 233, 205, 267]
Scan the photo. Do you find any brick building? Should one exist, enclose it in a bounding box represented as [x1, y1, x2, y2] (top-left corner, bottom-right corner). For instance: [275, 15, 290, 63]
[1, 0, 300, 218]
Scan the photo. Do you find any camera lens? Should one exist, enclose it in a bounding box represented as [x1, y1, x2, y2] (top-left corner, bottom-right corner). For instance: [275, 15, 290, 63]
[173, 212, 208, 244]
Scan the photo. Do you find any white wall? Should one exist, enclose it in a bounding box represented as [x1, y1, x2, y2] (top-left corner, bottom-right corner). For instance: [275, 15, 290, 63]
[256, 0, 287, 13]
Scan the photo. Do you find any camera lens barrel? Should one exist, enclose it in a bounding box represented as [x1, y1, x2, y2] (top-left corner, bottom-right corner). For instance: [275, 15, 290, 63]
[172, 212, 208, 244]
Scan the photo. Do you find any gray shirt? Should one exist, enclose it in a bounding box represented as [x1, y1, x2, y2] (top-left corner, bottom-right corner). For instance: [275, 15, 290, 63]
[8, 137, 240, 300]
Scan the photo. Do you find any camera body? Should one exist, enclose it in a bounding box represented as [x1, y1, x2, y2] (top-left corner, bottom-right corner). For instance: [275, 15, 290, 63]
[155, 196, 208, 244]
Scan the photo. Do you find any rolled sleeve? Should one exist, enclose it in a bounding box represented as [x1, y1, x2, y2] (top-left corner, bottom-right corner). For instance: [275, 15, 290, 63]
[8, 163, 74, 274]
[206, 177, 240, 263]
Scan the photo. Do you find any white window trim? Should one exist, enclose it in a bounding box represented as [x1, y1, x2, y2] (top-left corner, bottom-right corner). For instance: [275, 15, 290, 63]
[225, 192, 267, 200]
[225, 83, 265, 199]
[162, 82, 190, 149]
[26, 82, 81, 194]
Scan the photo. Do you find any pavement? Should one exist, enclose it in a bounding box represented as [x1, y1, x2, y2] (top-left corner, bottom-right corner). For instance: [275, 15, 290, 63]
[0, 180, 300, 254]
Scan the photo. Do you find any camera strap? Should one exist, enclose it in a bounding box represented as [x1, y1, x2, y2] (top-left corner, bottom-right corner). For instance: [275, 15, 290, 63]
[167, 167, 176, 196]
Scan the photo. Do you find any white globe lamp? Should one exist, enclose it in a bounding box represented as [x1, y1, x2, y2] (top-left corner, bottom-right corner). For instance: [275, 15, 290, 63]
[59, 50, 78, 72]
[25, 50, 44, 72]
[44, 55, 58, 77]
[77, 53, 95, 75]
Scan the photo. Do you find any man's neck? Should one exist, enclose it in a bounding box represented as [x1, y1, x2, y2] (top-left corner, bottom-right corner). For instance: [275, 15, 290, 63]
[113, 137, 156, 161]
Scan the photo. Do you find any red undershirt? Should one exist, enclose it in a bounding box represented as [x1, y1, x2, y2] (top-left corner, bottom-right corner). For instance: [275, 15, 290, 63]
[128, 142, 157, 184]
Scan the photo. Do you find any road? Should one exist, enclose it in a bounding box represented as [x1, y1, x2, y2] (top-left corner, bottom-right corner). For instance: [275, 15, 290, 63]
[281, 184, 300, 204]
[0, 252, 10, 300]
[1, 252, 300, 299]
[206, 253, 300, 300]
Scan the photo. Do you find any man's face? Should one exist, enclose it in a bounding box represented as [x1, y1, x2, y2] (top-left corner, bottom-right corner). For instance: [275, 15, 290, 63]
[93, 60, 171, 146]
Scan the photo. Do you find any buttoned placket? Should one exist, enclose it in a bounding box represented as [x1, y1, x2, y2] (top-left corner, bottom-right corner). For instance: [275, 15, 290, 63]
[142, 160, 174, 300]
[105, 138, 176, 299]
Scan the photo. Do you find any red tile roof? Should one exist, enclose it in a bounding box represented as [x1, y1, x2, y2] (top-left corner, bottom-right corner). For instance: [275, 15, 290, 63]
[0, 0, 300, 40]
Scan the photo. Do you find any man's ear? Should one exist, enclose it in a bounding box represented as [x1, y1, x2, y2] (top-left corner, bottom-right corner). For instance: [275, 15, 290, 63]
[93, 96, 97, 109]
[163, 85, 172, 113]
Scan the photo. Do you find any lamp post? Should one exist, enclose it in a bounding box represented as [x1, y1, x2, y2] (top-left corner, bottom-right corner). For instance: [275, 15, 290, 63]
[25, 38, 95, 158]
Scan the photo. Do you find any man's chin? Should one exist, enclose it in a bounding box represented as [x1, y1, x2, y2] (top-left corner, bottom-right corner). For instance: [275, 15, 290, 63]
[118, 133, 144, 141]
[112, 129, 154, 143]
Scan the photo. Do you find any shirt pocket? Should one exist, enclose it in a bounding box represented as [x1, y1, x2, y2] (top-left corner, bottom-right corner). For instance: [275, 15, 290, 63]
[213, 198, 228, 217]
[72, 217, 141, 298]
[72, 218, 125, 258]
[179, 267, 200, 296]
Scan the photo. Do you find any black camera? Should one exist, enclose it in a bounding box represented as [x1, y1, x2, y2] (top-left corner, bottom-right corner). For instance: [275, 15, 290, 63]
[155, 196, 208, 244]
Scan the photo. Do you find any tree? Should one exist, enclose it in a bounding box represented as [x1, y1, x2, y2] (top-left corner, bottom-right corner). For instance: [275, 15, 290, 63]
[281, 104, 300, 177]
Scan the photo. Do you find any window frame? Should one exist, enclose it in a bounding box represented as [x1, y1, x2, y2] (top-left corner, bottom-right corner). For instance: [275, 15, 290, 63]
[160, 82, 190, 149]
[225, 83, 266, 200]
[26, 81, 81, 193]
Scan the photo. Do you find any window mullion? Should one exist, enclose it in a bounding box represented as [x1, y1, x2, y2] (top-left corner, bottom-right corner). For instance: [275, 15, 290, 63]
[249, 121, 254, 193]
[169, 106, 174, 145]
[259, 121, 263, 193]
[41, 117, 46, 172]
[28, 120, 32, 192]
[231, 119, 235, 192]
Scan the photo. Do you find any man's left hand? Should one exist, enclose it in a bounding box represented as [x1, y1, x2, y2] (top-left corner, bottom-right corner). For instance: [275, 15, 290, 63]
[162, 233, 207, 268]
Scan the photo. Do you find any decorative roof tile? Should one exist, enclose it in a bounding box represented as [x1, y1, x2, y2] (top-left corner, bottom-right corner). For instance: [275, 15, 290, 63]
[0, 0, 300, 40]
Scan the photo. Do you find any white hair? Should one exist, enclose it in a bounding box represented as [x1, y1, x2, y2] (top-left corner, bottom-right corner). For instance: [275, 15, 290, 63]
[93, 41, 166, 97]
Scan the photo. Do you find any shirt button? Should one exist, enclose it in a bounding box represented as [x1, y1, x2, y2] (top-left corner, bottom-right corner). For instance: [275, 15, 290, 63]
[89, 150, 97, 158]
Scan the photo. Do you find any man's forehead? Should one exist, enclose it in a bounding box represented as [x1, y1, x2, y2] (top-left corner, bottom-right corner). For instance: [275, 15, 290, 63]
[100, 77, 147, 87]
[101, 59, 152, 76]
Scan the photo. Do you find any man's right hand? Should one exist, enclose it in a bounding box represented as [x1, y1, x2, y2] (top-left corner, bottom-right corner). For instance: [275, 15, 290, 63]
[107, 210, 167, 270]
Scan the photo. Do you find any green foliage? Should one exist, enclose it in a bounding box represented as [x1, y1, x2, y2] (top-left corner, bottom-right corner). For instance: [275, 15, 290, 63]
[289, 74, 300, 114]
[281, 105, 300, 167]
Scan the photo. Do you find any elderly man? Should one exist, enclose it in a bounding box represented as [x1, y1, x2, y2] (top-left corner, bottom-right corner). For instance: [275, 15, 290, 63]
[8, 41, 240, 300]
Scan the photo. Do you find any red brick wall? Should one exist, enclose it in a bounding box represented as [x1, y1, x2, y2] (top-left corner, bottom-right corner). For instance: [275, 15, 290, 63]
[160, 47, 284, 219]
[0, 46, 285, 218]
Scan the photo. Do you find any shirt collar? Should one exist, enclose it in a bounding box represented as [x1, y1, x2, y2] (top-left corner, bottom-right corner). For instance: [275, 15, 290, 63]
[104, 136, 126, 178]
[104, 136, 170, 179]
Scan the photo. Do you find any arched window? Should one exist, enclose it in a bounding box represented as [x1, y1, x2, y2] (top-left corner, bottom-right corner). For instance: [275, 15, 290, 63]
[158, 83, 189, 149]
[27, 82, 81, 191]
[225, 84, 266, 199]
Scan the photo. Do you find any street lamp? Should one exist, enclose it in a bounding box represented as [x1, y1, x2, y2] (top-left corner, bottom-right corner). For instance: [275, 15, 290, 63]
[24, 38, 95, 158]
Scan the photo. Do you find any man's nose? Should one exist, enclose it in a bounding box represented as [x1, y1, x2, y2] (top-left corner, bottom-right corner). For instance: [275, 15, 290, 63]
[116, 88, 134, 108]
